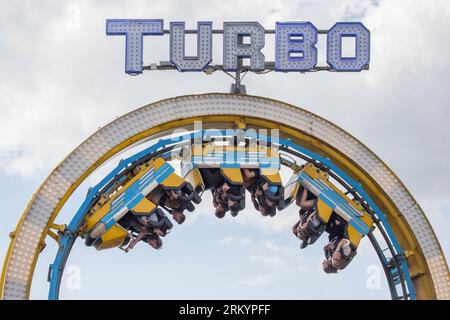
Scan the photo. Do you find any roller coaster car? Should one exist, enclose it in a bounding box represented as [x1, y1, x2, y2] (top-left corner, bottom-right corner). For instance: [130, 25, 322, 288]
[248, 174, 284, 217]
[180, 142, 284, 216]
[285, 163, 374, 249]
[81, 157, 199, 250]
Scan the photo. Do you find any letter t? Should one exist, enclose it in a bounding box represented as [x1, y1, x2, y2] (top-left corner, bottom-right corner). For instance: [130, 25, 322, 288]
[106, 19, 164, 74]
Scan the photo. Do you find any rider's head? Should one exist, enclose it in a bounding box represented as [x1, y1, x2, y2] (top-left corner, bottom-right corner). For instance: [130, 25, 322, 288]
[331, 256, 346, 270]
[331, 239, 353, 269]
[322, 258, 338, 273]
[172, 210, 186, 224]
[229, 201, 240, 216]
[297, 225, 310, 241]
[215, 205, 226, 218]
[148, 237, 163, 250]
[264, 185, 278, 207]
[259, 206, 268, 216]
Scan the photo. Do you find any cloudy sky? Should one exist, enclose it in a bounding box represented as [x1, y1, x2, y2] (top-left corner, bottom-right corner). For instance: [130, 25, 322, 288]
[0, 0, 449, 299]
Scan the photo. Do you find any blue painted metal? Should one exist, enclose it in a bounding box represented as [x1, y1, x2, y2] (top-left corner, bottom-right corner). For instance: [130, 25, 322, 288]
[48, 134, 192, 299]
[245, 129, 414, 299]
[106, 19, 164, 74]
[275, 22, 318, 71]
[297, 172, 370, 235]
[48, 129, 415, 300]
[98, 162, 173, 232]
[191, 149, 279, 169]
[326, 22, 370, 72]
[169, 21, 213, 72]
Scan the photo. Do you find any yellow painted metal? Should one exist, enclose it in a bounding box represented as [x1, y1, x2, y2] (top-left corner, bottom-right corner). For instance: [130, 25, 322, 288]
[0, 181, 44, 299]
[1, 95, 443, 300]
[188, 141, 282, 184]
[297, 163, 368, 248]
[85, 157, 165, 228]
[49, 223, 66, 233]
[347, 225, 363, 247]
[84, 157, 177, 248]
[261, 170, 282, 184]
[183, 168, 204, 190]
[352, 201, 374, 247]
[316, 199, 334, 224]
[97, 225, 129, 250]
[221, 168, 244, 184]
[160, 173, 185, 189]
[302, 163, 374, 229]
[131, 198, 157, 215]
[47, 230, 59, 243]
[240, 115, 436, 299]
[298, 161, 374, 248]
[303, 162, 329, 180]
[86, 203, 110, 232]
[234, 119, 247, 130]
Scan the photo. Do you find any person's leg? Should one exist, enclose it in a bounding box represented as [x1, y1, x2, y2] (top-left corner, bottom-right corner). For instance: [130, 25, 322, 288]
[298, 188, 315, 209]
[148, 237, 162, 250]
[212, 187, 224, 208]
[169, 190, 178, 200]
[154, 228, 164, 237]
[222, 183, 230, 192]
[322, 258, 337, 273]
[323, 241, 335, 259]
[227, 199, 237, 209]
[292, 220, 300, 236]
[212, 190, 219, 208]
[125, 229, 146, 252]
[308, 212, 322, 229]
[297, 210, 313, 236]
[337, 238, 352, 256]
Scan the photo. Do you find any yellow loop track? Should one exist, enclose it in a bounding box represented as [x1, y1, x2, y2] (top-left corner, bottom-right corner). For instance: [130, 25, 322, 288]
[1, 93, 448, 299]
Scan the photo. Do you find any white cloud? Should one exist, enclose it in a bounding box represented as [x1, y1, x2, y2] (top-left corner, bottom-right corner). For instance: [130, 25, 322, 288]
[250, 254, 289, 270]
[219, 235, 252, 246]
[243, 274, 277, 287]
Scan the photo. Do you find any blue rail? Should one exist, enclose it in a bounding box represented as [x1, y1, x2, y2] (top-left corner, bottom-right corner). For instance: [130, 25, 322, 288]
[48, 130, 415, 300]
[47, 133, 193, 299]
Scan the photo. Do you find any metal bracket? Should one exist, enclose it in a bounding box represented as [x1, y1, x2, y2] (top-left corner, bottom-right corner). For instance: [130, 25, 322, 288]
[49, 223, 67, 233]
